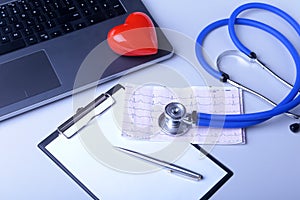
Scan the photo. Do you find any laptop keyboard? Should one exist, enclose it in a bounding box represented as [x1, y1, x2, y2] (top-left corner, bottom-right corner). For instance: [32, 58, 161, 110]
[0, 0, 126, 55]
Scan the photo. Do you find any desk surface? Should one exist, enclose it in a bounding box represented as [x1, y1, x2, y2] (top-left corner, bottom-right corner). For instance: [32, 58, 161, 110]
[1, 0, 300, 199]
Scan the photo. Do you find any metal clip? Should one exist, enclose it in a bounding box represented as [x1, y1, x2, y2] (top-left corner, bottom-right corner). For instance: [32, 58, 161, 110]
[57, 84, 124, 139]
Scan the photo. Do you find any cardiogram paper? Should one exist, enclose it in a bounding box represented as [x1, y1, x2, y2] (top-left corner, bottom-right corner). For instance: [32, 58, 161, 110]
[121, 85, 245, 144]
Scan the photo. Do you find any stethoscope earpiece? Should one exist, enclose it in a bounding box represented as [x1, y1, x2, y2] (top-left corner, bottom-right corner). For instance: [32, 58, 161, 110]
[289, 123, 300, 133]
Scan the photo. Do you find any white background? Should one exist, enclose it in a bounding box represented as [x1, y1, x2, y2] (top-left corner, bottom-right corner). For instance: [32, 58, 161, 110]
[0, 0, 300, 199]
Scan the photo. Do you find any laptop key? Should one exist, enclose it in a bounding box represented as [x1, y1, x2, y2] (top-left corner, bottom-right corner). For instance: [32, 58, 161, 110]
[45, 20, 56, 28]
[25, 35, 38, 45]
[39, 32, 50, 41]
[14, 22, 24, 30]
[11, 31, 22, 40]
[111, 0, 126, 14]
[58, 6, 77, 15]
[0, 19, 6, 27]
[47, 11, 57, 19]
[58, 12, 81, 24]
[50, 30, 62, 38]
[22, 28, 34, 36]
[0, 39, 26, 55]
[75, 22, 86, 29]
[34, 23, 44, 31]
[1, 35, 10, 43]
[87, 13, 106, 24]
[3, 26, 12, 34]
[61, 23, 74, 33]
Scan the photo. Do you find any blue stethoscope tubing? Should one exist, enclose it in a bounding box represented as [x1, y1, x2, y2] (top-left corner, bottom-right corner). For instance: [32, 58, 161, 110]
[195, 2, 300, 128]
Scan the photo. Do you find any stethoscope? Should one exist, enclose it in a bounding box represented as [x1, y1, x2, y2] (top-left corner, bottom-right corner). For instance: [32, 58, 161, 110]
[158, 2, 300, 135]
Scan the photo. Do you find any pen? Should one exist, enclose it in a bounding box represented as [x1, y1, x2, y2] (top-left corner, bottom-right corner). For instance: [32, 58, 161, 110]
[114, 146, 203, 181]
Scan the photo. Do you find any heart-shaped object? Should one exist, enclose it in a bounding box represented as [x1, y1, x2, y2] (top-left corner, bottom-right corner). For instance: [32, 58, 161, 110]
[107, 12, 158, 56]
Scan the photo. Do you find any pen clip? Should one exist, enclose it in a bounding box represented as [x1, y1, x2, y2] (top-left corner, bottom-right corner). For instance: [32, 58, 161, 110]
[57, 84, 124, 139]
[168, 168, 203, 182]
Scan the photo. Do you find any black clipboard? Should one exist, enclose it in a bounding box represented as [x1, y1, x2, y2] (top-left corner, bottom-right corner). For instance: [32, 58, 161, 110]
[38, 84, 233, 200]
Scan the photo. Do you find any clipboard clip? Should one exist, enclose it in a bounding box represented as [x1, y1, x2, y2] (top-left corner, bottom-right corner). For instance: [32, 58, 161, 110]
[57, 84, 124, 139]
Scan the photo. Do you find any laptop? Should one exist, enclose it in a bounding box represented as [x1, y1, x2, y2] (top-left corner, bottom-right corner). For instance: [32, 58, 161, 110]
[0, 0, 173, 121]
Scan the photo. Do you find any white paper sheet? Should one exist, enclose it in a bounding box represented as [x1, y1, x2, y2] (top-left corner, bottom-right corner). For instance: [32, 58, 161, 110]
[44, 105, 232, 200]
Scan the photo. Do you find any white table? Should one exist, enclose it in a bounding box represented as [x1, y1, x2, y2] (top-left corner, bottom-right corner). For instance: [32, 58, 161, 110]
[1, 0, 300, 199]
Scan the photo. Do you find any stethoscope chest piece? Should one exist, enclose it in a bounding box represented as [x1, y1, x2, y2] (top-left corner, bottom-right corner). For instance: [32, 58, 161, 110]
[158, 102, 191, 136]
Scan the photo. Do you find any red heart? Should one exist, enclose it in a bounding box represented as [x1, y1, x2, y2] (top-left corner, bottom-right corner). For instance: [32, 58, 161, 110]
[107, 12, 158, 56]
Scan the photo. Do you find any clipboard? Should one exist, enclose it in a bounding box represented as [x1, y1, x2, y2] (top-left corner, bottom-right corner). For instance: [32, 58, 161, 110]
[38, 84, 233, 200]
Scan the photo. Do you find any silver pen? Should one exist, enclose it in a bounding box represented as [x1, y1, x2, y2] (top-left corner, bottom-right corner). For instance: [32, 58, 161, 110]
[114, 146, 203, 181]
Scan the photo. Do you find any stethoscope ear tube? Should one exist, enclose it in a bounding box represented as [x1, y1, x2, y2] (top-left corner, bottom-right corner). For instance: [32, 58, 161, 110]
[216, 50, 300, 120]
[195, 3, 300, 130]
[228, 2, 300, 57]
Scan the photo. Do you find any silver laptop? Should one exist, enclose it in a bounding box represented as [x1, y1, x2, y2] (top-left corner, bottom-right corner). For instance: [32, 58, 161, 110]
[0, 0, 173, 121]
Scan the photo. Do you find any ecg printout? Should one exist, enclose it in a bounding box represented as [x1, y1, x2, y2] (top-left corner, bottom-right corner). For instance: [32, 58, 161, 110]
[121, 85, 245, 145]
